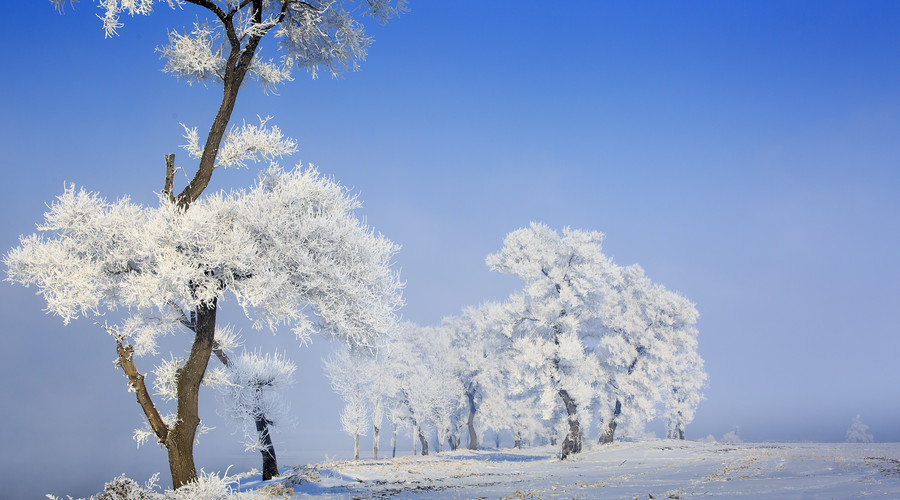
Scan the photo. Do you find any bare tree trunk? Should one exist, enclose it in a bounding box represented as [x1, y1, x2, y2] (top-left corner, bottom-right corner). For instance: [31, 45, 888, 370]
[466, 388, 478, 450]
[354, 433, 360, 460]
[391, 428, 397, 458]
[418, 429, 429, 456]
[558, 389, 582, 460]
[373, 425, 380, 460]
[600, 399, 622, 445]
[413, 422, 418, 456]
[255, 413, 278, 480]
[167, 300, 217, 488]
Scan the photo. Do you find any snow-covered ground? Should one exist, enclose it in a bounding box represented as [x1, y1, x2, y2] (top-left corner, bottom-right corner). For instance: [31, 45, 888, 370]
[238, 440, 900, 499]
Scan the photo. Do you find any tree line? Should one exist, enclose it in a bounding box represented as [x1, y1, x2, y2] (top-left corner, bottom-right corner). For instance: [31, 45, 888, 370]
[326, 223, 706, 460]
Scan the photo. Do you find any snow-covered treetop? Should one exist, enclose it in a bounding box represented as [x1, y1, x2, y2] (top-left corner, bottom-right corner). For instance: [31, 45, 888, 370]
[52, 0, 406, 81]
[5, 164, 403, 353]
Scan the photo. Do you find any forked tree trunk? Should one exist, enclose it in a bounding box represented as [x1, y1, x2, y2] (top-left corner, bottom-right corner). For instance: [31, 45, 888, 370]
[167, 300, 217, 488]
[600, 399, 622, 445]
[466, 388, 478, 450]
[558, 389, 582, 460]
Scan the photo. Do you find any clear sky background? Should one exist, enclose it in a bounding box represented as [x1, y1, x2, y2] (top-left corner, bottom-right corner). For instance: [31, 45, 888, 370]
[1, 1, 898, 498]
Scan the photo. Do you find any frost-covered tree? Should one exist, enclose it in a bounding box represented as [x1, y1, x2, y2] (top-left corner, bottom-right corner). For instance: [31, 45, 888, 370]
[11, 0, 403, 489]
[215, 343, 296, 480]
[596, 266, 703, 444]
[846, 414, 874, 443]
[5, 165, 402, 487]
[324, 344, 371, 460]
[485, 223, 705, 454]
[486, 223, 613, 459]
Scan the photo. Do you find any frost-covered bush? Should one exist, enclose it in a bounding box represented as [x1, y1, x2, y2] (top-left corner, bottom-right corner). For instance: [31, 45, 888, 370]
[720, 429, 743, 444]
[846, 414, 874, 443]
[46, 470, 278, 500]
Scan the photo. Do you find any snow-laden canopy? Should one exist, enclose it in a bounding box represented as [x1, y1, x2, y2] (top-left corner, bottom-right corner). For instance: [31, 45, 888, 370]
[5, 164, 404, 354]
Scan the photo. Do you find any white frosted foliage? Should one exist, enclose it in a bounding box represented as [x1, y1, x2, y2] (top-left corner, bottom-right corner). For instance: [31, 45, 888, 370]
[846, 414, 874, 443]
[5, 164, 403, 355]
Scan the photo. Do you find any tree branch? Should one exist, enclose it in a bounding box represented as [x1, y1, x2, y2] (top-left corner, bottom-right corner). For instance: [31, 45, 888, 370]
[163, 154, 176, 203]
[183, 0, 229, 23]
[116, 341, 170, 444]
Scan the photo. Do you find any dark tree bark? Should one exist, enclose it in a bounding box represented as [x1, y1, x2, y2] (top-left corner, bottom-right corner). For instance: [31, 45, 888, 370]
[115, 342, 169, 445]
[600, 399, 622, 445]
[167, 299, 217, 488]
[418, 429, 429, 456]
[255, 413, 279, 479]
[558, 388, 582, 460]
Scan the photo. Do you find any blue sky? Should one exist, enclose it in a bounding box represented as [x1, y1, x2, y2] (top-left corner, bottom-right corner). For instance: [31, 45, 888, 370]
[1, 1, 899, 497]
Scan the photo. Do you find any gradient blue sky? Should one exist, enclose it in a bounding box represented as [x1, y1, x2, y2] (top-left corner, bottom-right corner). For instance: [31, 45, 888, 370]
[1, 1, 899, 497]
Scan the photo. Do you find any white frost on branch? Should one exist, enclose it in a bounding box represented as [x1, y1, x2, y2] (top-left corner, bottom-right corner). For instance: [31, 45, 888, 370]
[5, 163, 403, 355]
[74, 0, 405, 82]
[219, 350, 296, 452]
[180, 117, 298, 170]
[158, 23, 225, 85]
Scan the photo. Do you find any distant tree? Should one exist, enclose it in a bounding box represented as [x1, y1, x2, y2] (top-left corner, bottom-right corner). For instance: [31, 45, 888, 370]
[442, 301, 513, 450]
[596, 266, 704, 444]
[720, 427, 743, 444]
[11, 0, 404, 489]
[215, 344, 296, 480]
[324, 345, 371, 460]
[846, 414, 874, 443]
[486, 223, 614, 459]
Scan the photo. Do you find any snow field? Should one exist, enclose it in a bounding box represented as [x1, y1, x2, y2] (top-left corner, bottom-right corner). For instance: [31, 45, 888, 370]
[249, 441, 900, 499]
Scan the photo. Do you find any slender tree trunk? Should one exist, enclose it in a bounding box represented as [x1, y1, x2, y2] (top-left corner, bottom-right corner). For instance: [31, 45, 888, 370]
[558, 389, 582, 460]
[413, 422, 418, 456]
[255, 413, 278, 480]
[514, 432, 522, 449]
[176, 38, 260, 207]
[391, 428, 397, 458]
[600, 399, 622, 445]
[167, 300, 217, 488]
[418, 429, 429, 456]
[466, 388, 478, 450]
[354, 433, 360, 460]
[373, 425, 380, 460]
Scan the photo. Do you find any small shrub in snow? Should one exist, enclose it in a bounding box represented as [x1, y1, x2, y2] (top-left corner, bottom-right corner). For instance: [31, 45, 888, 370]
[720, 430, 743, 444]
